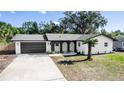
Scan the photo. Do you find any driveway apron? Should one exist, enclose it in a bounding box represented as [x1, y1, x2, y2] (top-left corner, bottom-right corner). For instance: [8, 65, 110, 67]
[0, 54, 66, 81]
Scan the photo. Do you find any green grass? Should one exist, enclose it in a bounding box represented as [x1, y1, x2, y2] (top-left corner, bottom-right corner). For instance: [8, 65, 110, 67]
[106, 53, 124, 62]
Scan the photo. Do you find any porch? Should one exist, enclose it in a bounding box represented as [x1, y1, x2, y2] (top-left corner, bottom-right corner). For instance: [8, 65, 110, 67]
[50, 41, 77, 53]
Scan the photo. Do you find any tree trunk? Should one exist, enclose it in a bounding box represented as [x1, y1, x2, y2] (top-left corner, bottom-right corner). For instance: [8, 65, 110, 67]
[87, 43, 92, 60]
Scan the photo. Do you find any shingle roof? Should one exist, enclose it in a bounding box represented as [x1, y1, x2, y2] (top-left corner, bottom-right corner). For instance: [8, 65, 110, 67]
[46, 33, 82, 41]
[11, 34, 45, 41]
[12, 33, 115, 41]
[77, 34, 99, 40]
[116, 35, 124, 41]
[46, 33, 99, 41]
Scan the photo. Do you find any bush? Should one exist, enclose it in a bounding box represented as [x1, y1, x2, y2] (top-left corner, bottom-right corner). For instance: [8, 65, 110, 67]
[58, 60, 74, 65]
[46, 51, 53, 54]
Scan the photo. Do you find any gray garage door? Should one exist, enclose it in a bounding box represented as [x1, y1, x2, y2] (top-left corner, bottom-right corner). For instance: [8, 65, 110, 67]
[21, 42, 46, 53]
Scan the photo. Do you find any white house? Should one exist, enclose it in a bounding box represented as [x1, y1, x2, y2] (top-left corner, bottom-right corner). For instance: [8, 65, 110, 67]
[11, 33, 115, 55]
[113, 35, 124, 51]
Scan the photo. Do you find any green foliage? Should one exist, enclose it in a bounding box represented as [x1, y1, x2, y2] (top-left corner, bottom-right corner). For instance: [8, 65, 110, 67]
[82, 39, 98, 45]
[40, 21, 60, 34]
[101, 29, 107, 34]
[110, 30, 124, 38]
[22, 21, 64, 34]
[82, 39, 98, 60]
[46, 51, 53, 54]
[60, 11, 107, 34]
[22, 21, 39, 34]
[0, 21, 22, 43]
[101, 29, 124, 38]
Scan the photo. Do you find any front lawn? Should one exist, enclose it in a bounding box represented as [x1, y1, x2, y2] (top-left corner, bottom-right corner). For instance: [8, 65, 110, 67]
[51, 52, 124, 81]
[107, 52, 124, 62]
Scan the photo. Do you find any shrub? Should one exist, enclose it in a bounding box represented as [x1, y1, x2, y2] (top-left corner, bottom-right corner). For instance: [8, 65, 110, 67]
[58, 60, 74, 65]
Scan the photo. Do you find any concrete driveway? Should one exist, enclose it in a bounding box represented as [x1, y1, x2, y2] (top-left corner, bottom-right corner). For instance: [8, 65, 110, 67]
[0, 54, 66, 81]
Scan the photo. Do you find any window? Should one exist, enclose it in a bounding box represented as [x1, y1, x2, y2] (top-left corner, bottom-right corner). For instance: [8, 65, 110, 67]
[78, 42, 80, 46]
[56, 42, 59, 46]
[104, 42, 108, 47]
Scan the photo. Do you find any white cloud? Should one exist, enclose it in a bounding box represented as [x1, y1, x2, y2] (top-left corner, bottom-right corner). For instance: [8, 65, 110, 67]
[53, 21, 60, 25]
[10, 11, 16, 14]
[39, 11, 47, 14]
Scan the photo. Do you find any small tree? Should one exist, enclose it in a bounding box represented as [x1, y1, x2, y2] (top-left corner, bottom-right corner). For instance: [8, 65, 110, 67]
[82, 39, 98, 61]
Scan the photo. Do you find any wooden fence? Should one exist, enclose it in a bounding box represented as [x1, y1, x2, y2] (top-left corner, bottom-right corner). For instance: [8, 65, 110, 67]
[0, 43, 15, 54]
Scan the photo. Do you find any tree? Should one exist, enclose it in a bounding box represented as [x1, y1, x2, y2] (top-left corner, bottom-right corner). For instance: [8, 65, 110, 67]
[82, 39, 98, 60]
[39, 21, 61, 34]
[60, 11, 107, 34]
[39, 22, 52, 34]
[22, 21, 39, 34]
[109, 30, 124, 38]
[49, 21, 60, 33]
[0, 21, 21, 43]
[59, 17, 69, 33]
[101, 29, 107, 34]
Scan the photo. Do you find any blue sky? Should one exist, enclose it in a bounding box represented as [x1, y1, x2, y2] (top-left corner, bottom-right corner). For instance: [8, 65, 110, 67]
[0, 11, 123, 32]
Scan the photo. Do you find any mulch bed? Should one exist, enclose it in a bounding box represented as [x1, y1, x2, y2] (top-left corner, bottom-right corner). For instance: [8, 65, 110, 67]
[0, 55, 16, 73]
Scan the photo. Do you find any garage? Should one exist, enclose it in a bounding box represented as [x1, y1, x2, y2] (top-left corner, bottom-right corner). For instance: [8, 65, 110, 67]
[11, 34, 46, 54]
[21, 42, 46, 53]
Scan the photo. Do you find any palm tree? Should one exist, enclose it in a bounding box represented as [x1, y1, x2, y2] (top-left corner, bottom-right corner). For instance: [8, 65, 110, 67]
[82, 39, 98, 61]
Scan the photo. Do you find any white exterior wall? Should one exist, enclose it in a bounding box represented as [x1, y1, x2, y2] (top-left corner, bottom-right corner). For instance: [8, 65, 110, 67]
[70, 42, 74, 52]
[77, 41, 82, 53]
[55, 43, 60, 52]
[46, 41, 51, 52]
[77, 41, 87, 54]
[46, 41, 60, 53]
[77, 35, 113, 55]
[91, 35, 113, 54]
[15, 41, 21, 54]
[62, 42, 68, 53]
